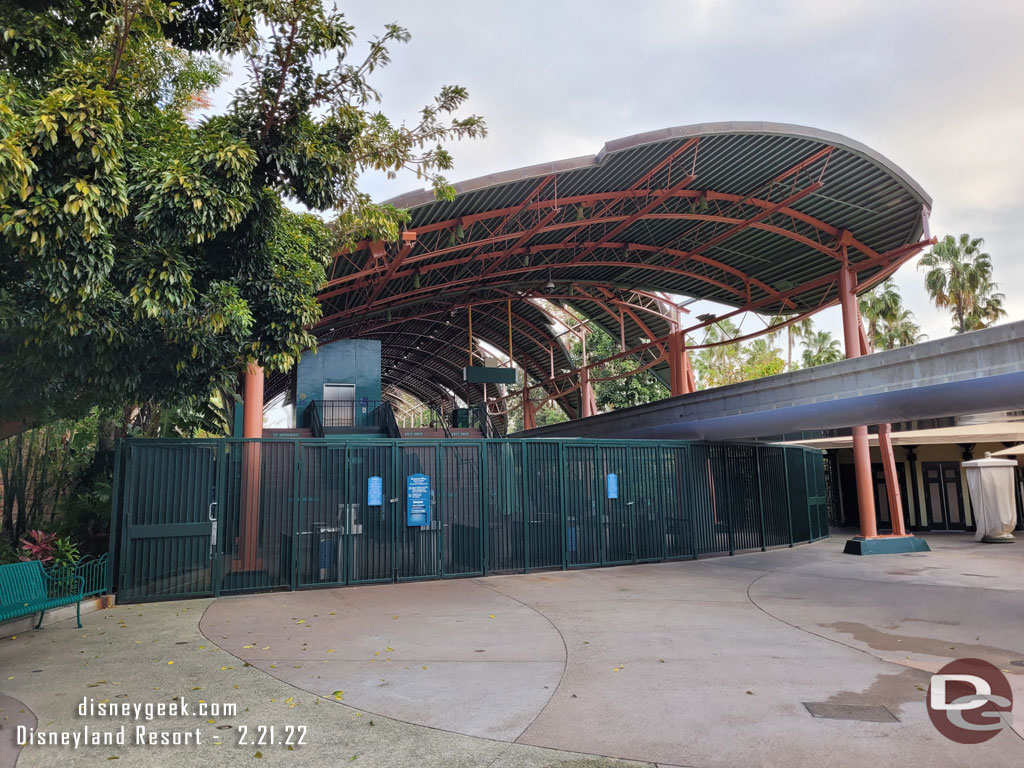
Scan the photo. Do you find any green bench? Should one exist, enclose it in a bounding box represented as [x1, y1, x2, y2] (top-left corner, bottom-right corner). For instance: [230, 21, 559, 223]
[0, 560, 84, 629]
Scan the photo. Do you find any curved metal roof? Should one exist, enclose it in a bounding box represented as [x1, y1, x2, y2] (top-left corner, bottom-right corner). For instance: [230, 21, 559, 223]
[287, 122, 932, 419]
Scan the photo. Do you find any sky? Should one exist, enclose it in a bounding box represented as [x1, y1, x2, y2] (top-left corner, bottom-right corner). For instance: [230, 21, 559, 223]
[212, 0, 1024, 360]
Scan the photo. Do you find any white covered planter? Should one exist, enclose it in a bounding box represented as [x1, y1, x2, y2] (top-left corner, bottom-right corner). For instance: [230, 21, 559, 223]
[962, 455, 1017, 543]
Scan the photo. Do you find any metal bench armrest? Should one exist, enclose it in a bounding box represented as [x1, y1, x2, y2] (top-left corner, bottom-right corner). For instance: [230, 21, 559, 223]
[40, 567, 85, 596]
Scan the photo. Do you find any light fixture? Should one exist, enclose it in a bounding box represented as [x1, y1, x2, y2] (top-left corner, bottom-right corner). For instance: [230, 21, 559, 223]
[542, 270, 556, 295]
[697, 312, 717, 323]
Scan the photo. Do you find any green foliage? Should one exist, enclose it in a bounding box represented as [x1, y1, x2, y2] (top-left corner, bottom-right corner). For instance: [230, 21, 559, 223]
[919, 234, 1006, 334]
[1, 414, 98, 546]
[801, 330, 843, 367]
[52, 535, 80, 567]
[692, 320, 786, 388]
[0, 0, 485, 434]
[570, 327, 667, 411]
[859, 278, 925, 350]
[58, 479, 111, 555]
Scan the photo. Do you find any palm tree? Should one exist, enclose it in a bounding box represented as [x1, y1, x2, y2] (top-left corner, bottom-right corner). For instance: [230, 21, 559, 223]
[918, 234, 1007, 333]
[768, 315, 814, 371]
[875, 308, 926, 350]
[801, 330, 843, 368]
[858, 278, 902, 340]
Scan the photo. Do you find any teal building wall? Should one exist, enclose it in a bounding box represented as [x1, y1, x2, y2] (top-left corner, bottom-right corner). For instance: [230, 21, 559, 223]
[295, 339, 382, 414]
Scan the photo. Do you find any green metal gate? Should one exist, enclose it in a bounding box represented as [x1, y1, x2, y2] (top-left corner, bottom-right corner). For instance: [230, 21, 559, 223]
[110, 438, 828, 603]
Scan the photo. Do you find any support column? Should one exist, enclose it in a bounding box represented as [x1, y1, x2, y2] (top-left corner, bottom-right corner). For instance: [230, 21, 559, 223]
[877, 423, 907, 535]
[838, 266, 877, 540]
[522, 389, 537, 431]
[239, 364, 263, 573]
[858, 317, 906, 535]
[579, 367, 595, 418]
[839, 262, 928, 555]
[668, 330, 695, 397]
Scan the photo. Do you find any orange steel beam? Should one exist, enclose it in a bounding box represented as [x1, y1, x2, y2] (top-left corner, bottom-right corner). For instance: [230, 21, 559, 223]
[397, 186, 862, 254]
[322, 201, 862, 295]
[665, 182, 824, 269]
[360, 237, 417, 313]
[568, 175, 697, 265]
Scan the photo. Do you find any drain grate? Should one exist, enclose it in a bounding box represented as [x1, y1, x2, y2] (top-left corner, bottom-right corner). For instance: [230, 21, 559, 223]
[803, 702, 898, 722]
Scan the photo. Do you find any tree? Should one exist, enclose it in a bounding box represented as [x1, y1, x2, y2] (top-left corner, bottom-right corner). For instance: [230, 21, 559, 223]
[874, 308, 926, 350]
[741, 338, 786, 380]
[770, 314, 814, 371]
[801, 330, 843, 367]
[692, 320, 786, 388]
[0, 0, 485, 435]
[571, 326, 667, 411]
[692, 319, 743, 388]
[858, 278, 902, 341]
[859, 277, 925, 350]
[918, 234, 1007, 334]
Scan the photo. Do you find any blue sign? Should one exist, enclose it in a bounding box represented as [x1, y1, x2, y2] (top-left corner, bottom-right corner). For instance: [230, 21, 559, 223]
[606, 473, 619, 499]
[406, 473, 431, 527]
[367, 476, 383, 506]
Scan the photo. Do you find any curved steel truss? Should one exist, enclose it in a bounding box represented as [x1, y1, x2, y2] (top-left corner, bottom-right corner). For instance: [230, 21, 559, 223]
[283, 123, 933, 424]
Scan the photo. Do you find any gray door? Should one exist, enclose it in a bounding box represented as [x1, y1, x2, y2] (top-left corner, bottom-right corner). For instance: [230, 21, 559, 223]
[322, 383, 356, 426]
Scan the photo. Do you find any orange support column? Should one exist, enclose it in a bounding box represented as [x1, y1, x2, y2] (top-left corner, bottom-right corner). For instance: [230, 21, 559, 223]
[877, 423, 907, 535]
[239, 364, 263, 572]
[522, 388, 537, 431]
[668, 331, 682, 396]
[579, 367, 595, 418]
[668, 330, 695, 396]
[838, 266, 877, 540]
[858, 319, 907, 536]
[839, 261, 928, 555]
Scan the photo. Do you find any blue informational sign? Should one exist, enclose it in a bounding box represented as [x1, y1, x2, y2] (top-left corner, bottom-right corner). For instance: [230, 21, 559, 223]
[367, 475, 383, 506]
[406, 473, 431, 527]
[606, 473, 619, 499]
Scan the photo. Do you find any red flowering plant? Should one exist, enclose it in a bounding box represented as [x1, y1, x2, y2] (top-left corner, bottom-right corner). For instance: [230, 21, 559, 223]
[18, 530, 57, 563]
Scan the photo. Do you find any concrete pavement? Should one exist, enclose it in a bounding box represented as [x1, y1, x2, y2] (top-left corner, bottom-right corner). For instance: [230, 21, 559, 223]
[3, 533, 1024, 766]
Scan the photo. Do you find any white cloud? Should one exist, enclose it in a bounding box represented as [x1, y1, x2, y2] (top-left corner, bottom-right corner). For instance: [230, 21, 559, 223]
[205, 0, 1024, 344]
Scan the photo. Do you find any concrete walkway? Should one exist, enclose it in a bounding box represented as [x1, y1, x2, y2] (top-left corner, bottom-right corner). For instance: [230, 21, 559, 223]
[3, 533, 1024, 766]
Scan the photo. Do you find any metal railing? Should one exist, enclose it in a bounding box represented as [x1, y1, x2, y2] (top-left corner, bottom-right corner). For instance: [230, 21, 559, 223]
[305, 400, 397, 436]
[47, 554, 110, 598]
[470, 403, 503, 438]
[109, 437, 828, 603]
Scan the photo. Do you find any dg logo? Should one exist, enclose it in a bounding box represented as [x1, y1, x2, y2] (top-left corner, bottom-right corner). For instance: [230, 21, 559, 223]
[927, 658, 1014, 744]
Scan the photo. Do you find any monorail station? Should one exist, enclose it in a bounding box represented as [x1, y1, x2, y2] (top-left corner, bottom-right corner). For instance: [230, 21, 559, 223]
[8, 123, 1024, 768]
[108, 122, 957, 600]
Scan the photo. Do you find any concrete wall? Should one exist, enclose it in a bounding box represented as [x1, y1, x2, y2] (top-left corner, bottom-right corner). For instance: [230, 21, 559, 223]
[296, 339, 382, 412]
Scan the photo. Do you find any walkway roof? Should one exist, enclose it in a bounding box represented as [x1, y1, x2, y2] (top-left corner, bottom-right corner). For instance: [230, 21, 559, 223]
[273, 122, 933, 418]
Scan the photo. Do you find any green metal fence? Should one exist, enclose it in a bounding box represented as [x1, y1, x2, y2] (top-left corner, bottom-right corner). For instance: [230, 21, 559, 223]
[109, 438, 828, 603]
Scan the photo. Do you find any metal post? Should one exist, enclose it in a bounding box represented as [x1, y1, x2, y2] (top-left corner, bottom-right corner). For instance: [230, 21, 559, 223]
[837, 263, 877, 539]
[755, 447, 767, 551]
[107, 440, 124, 595]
